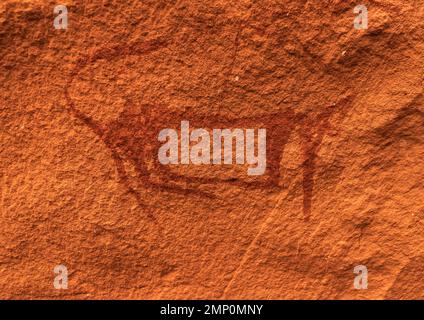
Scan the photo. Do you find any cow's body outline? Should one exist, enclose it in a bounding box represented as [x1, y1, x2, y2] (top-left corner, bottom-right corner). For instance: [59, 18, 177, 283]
[64, 37, 354, 221]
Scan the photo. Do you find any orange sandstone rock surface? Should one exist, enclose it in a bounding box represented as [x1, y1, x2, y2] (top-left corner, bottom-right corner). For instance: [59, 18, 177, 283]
[0, 0, 423, 299]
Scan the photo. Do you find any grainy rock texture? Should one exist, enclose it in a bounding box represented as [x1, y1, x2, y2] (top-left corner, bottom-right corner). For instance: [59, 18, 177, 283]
[0, 0, 423, 299]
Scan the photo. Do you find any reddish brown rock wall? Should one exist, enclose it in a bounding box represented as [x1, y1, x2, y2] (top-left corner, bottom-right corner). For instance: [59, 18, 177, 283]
[0, 0, 423, 299]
